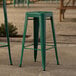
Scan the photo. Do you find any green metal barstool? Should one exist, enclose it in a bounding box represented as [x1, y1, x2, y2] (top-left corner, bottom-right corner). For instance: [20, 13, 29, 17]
[19, 11, 59, 71]
[1, 0, 13, 65]
[13, 0, 29, 7]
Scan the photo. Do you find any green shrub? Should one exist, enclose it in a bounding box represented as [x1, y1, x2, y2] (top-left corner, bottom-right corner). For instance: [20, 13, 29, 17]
[0, 23, 18, 37]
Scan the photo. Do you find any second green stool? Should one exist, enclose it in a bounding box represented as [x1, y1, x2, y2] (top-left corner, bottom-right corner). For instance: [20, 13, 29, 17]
[13, 0, 30, 7]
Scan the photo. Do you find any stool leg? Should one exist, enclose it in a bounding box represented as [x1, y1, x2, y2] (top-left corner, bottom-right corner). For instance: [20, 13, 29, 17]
[18, 0, 20, 6]
[19, 16, 28, 67]
[34, 17, 39, 62]
[27, 0, 29, 8]
[22, 0, 25, 6]
[6, 24, 12, 65]
[39, 16, 46, 71]
[3, 0, 12, 65]
[50, 16, 59, 65]
[13, 0, 16, 7]
[6, 28, 13, 65]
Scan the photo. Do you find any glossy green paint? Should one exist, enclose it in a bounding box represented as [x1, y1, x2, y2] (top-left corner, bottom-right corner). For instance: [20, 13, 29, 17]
[3, 0, 12, 65]
[19, 11, 59, 70]
[34, 17, 39, 62]
[19, 15, 28, 67]
[50, 16, 59, 65]
[39, 14, 46, 71]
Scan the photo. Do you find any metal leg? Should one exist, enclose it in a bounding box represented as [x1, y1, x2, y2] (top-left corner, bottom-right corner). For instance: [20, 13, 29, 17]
[27, 0, 29, 8]
[34, 17, 39, 62]
[50, 16, 59, 65]
[21, 0, 25, 6]
[19, 15, 28, 67]
[3, 0, 12, 65]
[7, 37, 12, 65]
[39, 15, 46, 71]
[60, 9, 62, 22]
[13, 0, 16, 7]
[18, 0, 20, 6]
[62, 9, 65, 19]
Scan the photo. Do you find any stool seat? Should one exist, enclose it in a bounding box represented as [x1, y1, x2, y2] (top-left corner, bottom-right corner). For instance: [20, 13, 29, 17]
[26, 11, 53, 17]
[19, 11, 59, 71]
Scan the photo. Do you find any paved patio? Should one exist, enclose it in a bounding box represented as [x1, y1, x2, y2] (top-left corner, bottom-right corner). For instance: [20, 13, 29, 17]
[0, 2, 76, 76]
[0, 43, 76, 76]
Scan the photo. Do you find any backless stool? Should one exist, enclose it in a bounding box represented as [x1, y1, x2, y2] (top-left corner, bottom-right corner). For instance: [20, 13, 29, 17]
[19, 11, 59, 71]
